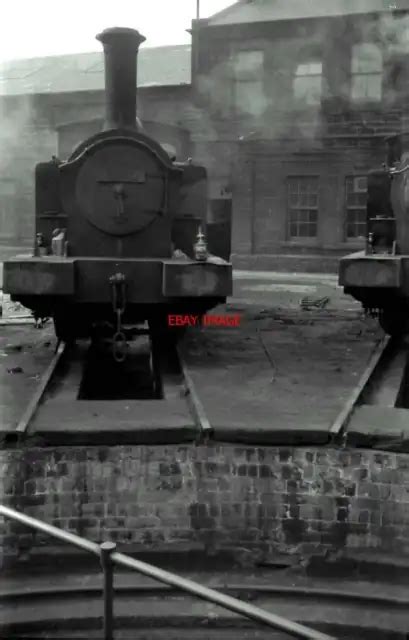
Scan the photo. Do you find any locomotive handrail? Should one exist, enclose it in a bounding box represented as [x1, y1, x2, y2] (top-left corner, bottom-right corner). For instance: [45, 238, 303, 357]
[0, 504, 336, 640]
[390, 163, 409, 175]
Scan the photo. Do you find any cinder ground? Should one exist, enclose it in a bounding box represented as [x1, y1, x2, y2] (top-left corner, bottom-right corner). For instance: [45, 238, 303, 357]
[183, 305, 379, 440]
[0, 325, 55, 432]
[232, 270, 356, 312]
[0, 271, 381, 439]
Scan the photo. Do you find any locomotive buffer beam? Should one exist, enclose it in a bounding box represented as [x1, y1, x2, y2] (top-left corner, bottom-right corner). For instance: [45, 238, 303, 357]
[330, 335, 409, 450]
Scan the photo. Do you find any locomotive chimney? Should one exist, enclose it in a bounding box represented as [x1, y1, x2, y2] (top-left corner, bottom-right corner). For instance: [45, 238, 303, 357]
[96, 27, 146, 131]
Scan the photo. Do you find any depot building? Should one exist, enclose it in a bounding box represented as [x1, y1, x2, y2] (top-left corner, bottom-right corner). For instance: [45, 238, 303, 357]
[0, 0, 406, 272]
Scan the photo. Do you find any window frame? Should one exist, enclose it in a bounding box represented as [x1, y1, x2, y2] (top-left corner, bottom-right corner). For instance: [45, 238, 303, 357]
[229, 49, 265, 115]
[0, 179, 17, 240]
[350, 42, 383, 104]
[344, 175, 368, 242]
[286, 176, 320, 243]
[293, 60, 323, 106]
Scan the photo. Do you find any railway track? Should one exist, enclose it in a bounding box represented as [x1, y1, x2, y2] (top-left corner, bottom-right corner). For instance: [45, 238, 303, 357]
[330, 334, 409, 447]
[7, 330, 212, 444]
[15, 341, 67, 435]
[1, 579, 408, 639]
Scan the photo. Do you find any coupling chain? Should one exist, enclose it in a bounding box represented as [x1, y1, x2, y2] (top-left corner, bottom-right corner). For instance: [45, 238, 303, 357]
[109, 272, 127, 363]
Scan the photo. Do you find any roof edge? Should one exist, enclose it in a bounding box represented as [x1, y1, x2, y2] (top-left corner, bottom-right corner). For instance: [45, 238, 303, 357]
[206, 0, 244, 22]
[0, 43, 192, 68]
[205, 1, 403, 27]
[0, 81, 192, 99]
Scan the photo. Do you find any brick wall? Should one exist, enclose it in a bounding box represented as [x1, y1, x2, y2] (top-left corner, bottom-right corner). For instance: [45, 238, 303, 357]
[2, 444, 409, 565]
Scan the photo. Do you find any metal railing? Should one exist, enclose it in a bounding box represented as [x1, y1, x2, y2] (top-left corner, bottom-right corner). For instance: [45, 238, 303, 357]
[0, 505, 336, 640]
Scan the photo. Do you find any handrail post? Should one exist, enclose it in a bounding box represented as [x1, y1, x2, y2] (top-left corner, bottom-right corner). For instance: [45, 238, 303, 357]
[0, 505, 336, 640]
[100, 541, 116, 640]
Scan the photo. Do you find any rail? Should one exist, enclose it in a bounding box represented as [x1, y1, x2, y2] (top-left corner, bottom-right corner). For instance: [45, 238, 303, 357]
[0, 505, 336, 640]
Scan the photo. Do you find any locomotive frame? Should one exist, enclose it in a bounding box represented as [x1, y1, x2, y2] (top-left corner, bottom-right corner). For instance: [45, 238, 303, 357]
[339, 132, 409, 336]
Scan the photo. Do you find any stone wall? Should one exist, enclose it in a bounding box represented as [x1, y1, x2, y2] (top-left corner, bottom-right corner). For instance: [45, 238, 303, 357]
[196, 13, 409, 259]
[231, 145, 386, 257]
[0, 95, 57, 256]
[1, 444, 409, 564]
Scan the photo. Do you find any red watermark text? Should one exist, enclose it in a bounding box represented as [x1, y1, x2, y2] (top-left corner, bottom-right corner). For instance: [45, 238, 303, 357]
[167, 314, 241, 327]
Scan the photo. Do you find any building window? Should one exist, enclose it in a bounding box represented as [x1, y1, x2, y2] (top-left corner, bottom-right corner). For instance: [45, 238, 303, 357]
[345, 176, 367, 240]
[231, 50, 264, 115]
[287, 177, 319, 239]
[0, 180, 16, 239]
[351, 43, 382, 102]
[293, 61, 322, 105]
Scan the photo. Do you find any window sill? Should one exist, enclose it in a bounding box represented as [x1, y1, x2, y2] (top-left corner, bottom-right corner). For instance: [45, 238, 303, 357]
[346, 102, 384, 110]
[279, 241, 365, 250]
[342, 244, 365, 250]
[280, 240, 319, 247]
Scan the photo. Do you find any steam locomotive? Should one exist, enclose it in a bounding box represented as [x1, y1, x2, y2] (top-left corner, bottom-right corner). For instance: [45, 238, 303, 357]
[339, 132, 409, 336]
[2, 27, 232, 345]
